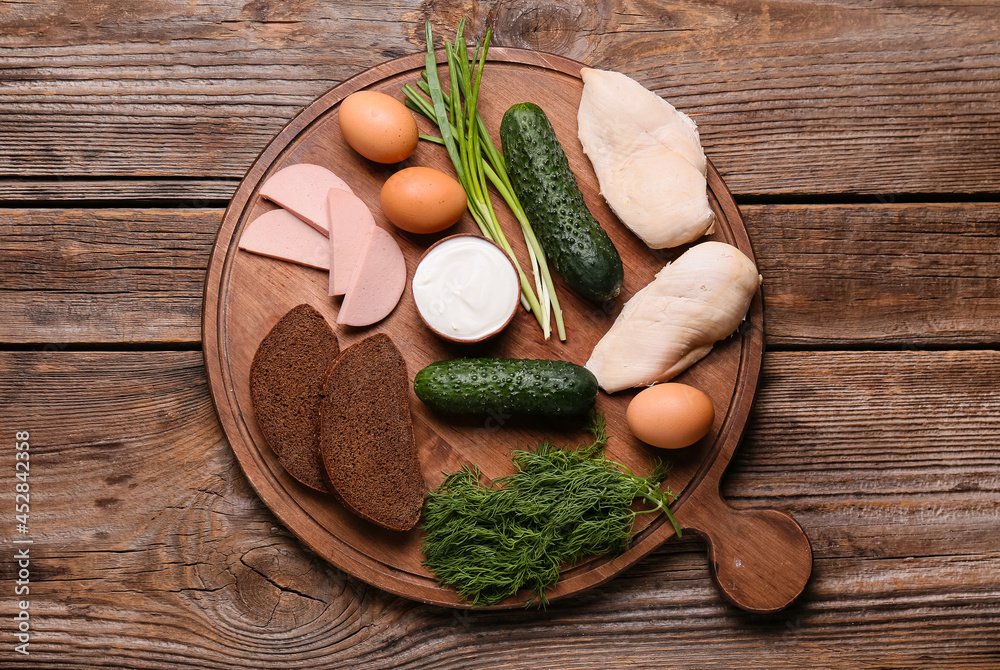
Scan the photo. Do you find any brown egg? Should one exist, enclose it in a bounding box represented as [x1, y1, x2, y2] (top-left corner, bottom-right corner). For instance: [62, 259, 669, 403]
[626, 383, 715, 449]
[380, 167, 468, 234]
[338, 91, 419, 163]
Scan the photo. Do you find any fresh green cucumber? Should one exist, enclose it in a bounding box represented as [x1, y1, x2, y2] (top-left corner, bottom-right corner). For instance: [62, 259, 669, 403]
[500, 102, 624, 302]
[413, 358, 598, 417]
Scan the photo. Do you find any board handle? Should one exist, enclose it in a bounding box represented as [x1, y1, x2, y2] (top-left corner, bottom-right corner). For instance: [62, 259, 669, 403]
[675, 487, 812, 613]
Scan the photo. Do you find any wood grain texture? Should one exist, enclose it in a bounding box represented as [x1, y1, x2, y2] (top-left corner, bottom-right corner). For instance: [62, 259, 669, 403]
[3, 203, 996, 347]
[0, 208, 218, 344]
[0, 0, 998, 195]
[748, 202, 1000, 348]
[1, 350, 997, 668]
[0, 179, 237, 203]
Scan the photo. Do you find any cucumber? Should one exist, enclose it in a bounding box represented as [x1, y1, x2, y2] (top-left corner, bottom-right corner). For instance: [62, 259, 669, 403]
[413, 358, 598, 417]
[500, 102, 624, 302]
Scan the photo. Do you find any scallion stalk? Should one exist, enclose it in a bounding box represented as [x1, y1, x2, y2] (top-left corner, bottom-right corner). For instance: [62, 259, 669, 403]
[402, 19, 566, 341]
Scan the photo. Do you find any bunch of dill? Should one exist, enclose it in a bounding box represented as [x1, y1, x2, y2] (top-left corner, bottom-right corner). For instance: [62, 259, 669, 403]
[420, 414, 681, 607]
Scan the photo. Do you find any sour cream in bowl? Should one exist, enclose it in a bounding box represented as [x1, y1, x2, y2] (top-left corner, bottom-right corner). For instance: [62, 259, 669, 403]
[412, 234, 520, 343]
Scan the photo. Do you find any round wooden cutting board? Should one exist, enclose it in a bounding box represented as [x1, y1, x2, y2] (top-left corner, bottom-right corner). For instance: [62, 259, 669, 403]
[203, 47, 812, 612]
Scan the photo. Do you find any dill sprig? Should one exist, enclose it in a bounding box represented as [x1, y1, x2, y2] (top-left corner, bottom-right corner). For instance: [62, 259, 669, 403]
[421, 414, 681, 607]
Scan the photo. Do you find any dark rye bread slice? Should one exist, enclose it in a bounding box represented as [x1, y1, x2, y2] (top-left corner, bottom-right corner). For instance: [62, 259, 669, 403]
[249, 304, 339, 493]
[318, 333, 425, 531]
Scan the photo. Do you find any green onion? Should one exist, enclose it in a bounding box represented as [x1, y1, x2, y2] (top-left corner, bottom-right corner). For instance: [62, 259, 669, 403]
[402, 19, 566, 341]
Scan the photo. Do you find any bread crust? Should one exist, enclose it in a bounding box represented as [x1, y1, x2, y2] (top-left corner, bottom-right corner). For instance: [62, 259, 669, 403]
[318, 333, 425, 531]
[249, 304, 339, 492]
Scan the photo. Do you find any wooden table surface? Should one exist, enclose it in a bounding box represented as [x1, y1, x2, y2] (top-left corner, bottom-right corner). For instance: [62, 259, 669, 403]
[2, 1, 998, 667]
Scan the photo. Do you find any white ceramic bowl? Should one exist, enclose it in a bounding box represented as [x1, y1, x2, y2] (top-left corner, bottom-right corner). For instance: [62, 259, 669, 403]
[411, 234, 520, 344]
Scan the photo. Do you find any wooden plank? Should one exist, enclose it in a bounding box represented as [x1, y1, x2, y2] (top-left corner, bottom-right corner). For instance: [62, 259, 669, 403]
[2, 203, 997, 346]
[747, 202, 1000, 347]
[0, 350, 997, 667]
[0, 208, 218, 344]
[0, 0, 997, 195]
[0, 179, 237, 203]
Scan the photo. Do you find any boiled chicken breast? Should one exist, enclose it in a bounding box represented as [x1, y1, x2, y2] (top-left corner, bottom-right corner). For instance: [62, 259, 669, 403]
[586, 241, 761, 393]
[577, 68, 715, 249]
